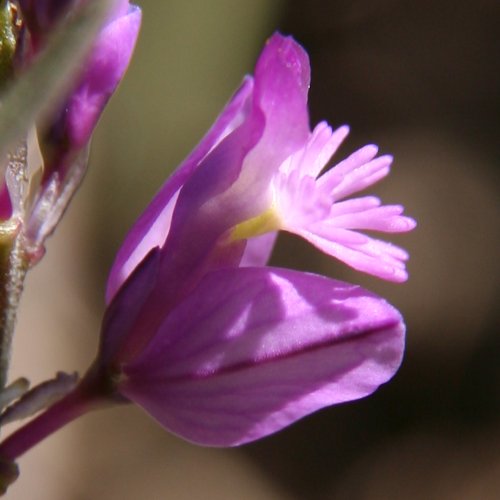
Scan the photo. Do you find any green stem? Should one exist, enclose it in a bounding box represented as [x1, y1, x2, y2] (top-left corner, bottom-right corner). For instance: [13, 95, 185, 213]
[0, 228, 27, 392]
[0, 135, 30, 397]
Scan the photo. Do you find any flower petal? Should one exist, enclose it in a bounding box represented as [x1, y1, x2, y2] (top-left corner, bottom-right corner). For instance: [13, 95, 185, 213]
[282, 123, 349, 179]
[323, 153, 392, 202]
[248, 33, 311, 172]
[120, 267, 405, 446]
[240, 232, 278, 267]
[151, 35, 314, 294]
[98, 248, 161, 364]
[64, 4, 142, 149]
[106, 77, 254, 302]
[329, 204, 417, 233]
[298, 228, 410, 282]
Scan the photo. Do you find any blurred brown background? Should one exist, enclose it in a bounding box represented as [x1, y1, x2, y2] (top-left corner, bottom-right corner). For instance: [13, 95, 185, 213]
[8, 0, 500, 498]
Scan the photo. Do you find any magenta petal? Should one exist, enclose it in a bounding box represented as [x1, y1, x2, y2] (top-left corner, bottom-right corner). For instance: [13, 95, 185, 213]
[251, 33, 311, 167]
[120, 267, 405, 446]
[298, 228, 410, 282]
[106, 77, 254, 302]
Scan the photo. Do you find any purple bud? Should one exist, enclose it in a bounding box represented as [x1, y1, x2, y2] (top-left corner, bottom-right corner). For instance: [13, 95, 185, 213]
[40, 1, 141, 180]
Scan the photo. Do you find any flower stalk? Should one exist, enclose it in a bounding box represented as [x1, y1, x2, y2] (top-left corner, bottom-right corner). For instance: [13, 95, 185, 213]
[0, 366, 125, 462]
[0, 385, 92, 462]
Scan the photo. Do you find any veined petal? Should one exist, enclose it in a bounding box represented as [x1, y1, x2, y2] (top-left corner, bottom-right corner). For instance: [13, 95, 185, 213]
[120, 267, 405, 446]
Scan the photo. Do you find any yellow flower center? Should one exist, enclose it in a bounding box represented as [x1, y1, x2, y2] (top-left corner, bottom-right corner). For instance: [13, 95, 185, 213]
[230, 206, 282, 241]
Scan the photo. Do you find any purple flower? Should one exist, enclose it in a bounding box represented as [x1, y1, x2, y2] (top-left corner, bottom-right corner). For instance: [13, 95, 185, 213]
[2, 1, 141, 249]
[92, 33, 414, 446]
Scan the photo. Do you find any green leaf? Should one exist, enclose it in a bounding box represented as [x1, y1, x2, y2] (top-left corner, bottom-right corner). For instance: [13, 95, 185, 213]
[0, 0, 116, 160]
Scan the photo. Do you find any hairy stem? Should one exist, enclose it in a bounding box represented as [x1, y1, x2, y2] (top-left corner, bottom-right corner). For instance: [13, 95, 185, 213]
[0, 229, 27, 393]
